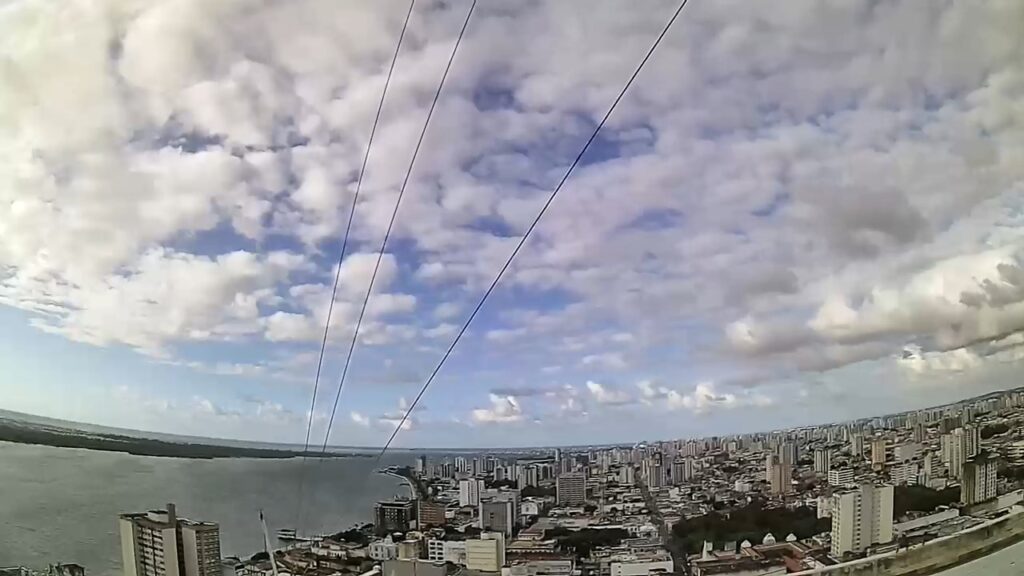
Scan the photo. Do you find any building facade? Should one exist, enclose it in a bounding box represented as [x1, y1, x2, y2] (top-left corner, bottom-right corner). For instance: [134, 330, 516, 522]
[556, 472, 586, 505]
[465, 533, 505, 572]
[375, 500, 415, 534]
[120, 504, 221, 576]
[961, 452, 998, 505]
[830, 484, 894, 557]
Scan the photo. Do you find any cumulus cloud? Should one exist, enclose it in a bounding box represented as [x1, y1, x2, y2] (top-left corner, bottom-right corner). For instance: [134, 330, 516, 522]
[471, 394, 525, 424]
[585, 381, 634, 406]
[3, 0, 1024, 442]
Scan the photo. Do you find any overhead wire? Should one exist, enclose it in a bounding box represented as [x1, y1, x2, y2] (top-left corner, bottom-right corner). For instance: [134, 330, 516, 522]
[293, 0, 417, 530]
[314, 0, 479, 457]
[374, 0, 691, 459]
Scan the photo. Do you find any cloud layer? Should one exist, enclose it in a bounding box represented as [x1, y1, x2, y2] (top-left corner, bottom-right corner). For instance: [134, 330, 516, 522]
[2, 0, 1024, 446]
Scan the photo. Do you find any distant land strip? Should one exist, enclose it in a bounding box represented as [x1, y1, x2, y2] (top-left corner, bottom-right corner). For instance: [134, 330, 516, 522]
[0, 417, 367, 459]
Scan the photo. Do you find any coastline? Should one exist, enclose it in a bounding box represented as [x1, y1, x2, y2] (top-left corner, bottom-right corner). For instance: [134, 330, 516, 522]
[0, 418, 368, 460]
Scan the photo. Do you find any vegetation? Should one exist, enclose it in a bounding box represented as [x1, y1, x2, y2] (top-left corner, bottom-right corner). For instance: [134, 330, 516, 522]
[670, 500, 829, 554]
[546, 527, 630, 558]
[981, 423, 1012, 439]
[893, 485, 960, 517]
[488, 479, 517, 489]
[0, 417, 361, 459]
[522, 485, 556, 497]
[250, 552, 269, 562]
[330, 525, 372, 545]
[998, 465, 1024, 481]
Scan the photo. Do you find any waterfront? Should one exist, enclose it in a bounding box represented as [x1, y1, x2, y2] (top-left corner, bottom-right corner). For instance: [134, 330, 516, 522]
[0, 441, 406, 576]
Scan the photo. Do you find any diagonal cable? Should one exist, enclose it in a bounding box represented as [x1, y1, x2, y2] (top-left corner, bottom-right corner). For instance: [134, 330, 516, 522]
[316, 0, 478, 456]
[293, 0, 417, 529]
[376, 0, 690, 458]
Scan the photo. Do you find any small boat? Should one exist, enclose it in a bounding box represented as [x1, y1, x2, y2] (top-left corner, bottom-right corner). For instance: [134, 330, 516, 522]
[277, 528, 298, 540]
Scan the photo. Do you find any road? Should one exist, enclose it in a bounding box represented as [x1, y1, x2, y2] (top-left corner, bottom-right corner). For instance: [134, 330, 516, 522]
[638, 472, 691, 576]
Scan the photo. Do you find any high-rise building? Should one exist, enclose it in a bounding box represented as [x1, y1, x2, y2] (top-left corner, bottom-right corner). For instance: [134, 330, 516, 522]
[830, 484, 894, 557]
[961, 452, 998, 505]
[493, 466, 506, 482]
[479, 499, 514, 537]
[889, 461, 918, 486]
[465, 533, 505, 572]
[828, 467, 854, 487]
[850, 434, 864, 458]
[912, 423, 926, 443]
[418, 500, 447, 528]
[777, 442, 798, 465]
[556, 472, 586, 505]
[375, 500, 415, 534]
[941, 427, 979, 479]
[618, 465, 636, 485]
[454, 457, 469, 473]
[642, 460, 664, 488]
[671, 458, 694, 484]
[814, 449, 832, 475]
[871, 438, 887, 467]
[459, 478, 484, 507]
[767, 454, 792, 495]
[415, 456, 427, 476]
[120, 504, 221, 576]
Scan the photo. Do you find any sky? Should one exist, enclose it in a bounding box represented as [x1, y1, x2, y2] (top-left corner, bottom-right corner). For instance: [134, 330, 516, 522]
[1, 0, 1024, 449]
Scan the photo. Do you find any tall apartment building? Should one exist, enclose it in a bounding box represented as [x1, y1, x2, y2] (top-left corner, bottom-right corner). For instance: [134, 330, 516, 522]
[459, 478, 484, 507]
[961, 452, 998, 505]
[120, 503, 221, 576]
[830, 484, 894, 557]
[556, 472, 586, 505]
[814, 449, 832, 475]
[671, 458, 694, 484]
[767, 454, 792, 495]
[375, 500, 416, 534]
[871, 438, 887, 467]
[850, 434, 864, 458]
[828, 467, 854, 487]
[479, 498, 514, 537]
[941, 427, 980, 479]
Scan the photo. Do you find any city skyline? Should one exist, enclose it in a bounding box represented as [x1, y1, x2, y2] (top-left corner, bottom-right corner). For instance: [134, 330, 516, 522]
[3, 0, 1024, 448]
[1, 384, 1017, 453]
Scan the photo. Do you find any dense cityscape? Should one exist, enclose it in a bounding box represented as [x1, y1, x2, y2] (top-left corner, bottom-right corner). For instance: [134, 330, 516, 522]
[9, 388, 1024, 576]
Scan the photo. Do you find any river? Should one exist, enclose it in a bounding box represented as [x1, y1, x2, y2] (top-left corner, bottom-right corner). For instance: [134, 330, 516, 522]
[0, 441, 408, 576]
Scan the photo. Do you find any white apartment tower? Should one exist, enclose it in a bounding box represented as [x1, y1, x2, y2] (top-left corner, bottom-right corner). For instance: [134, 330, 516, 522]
[120, 504, 221, 576]
[830, 484, 894, 557]
[814, 449, 832, 475]
[459, 478, 484, 507]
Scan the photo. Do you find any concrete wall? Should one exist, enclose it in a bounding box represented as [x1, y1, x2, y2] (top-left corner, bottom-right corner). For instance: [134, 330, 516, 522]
[791, 507, 1024, 576]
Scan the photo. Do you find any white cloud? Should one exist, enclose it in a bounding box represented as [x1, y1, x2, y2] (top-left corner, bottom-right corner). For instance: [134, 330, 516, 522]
[350, 411, 371, 427]
[3, 0, 1024, 443]
[581, 352, 628, 370]
[585, 381, 633, 406]
[471, 394, 525, 424]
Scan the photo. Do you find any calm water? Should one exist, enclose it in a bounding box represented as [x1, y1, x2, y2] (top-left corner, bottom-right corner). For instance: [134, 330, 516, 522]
[0, 442, 408, 575]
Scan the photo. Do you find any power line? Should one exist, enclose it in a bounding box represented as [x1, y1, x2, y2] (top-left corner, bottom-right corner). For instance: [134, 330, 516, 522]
[316, 0, 479, 456]
[293, 0, 417, 528]
[376, 0, 690, 459]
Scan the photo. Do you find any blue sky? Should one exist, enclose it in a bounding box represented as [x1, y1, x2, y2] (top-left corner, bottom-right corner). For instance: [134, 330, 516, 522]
[2, 0, 1024, 448]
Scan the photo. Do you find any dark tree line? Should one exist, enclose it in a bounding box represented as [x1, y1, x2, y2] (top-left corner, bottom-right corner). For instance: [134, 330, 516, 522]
[670, 500, 829, 554]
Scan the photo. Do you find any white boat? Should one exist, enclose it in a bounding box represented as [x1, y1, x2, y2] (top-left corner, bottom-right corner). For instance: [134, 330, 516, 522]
[277, 528, 298, 540]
